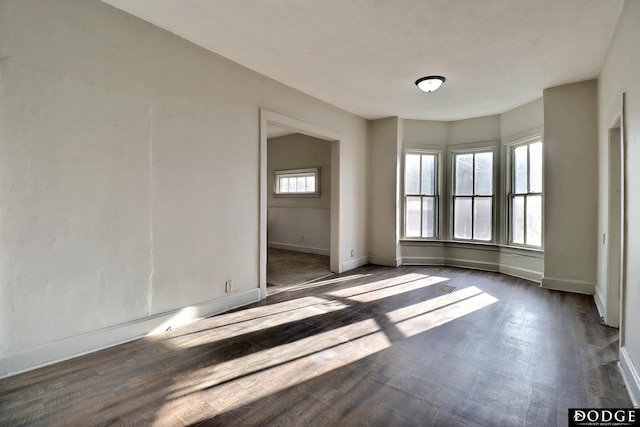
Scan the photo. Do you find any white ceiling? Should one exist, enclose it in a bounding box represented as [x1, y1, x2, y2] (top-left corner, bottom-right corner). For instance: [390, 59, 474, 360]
[102, 0, 623, 121]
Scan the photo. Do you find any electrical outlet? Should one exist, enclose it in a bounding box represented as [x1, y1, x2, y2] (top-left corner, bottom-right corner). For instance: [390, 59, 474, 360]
[225, 280, 233, 293]
[351, 250, 355, 258]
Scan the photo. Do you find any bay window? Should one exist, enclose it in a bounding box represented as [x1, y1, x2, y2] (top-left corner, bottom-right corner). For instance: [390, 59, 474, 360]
[509, 139, 542, 247]
[452, 150, 494, 241]
[404, 151, 439, 239]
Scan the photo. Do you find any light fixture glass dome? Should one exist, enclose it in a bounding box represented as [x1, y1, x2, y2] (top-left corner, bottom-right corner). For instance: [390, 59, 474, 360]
[415, 76, 445, 93]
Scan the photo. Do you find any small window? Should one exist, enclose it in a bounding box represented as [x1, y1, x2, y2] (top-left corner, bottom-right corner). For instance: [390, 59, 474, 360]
[273, 168, 319, 196]
[452, 150, 494, 241]
[509, 140, 542, 247]
[403, 151, 439, 239]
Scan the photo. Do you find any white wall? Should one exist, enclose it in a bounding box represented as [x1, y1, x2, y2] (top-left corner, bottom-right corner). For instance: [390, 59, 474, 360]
[368, 117, 402, 266]
[597, 0, 640, 405]
[543, 80, 599, 294]
[402, 120, 448, 148]
[448, 115, 501, 146]
[500, 98, 544, 141]
[0, 0, 368, 376]
[267, 134, 331, 255]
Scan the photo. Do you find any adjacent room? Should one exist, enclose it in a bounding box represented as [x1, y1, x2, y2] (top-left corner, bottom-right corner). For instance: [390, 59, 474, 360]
[266, 130, 333, 293]
[1, 0, 639, 425]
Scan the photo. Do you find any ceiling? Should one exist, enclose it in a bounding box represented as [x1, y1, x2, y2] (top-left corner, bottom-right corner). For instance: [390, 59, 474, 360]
[102, 0, 623, 122]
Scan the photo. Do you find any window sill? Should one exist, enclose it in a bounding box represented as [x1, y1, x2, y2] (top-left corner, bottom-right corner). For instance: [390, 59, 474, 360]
[400, 239, 543, 255]
[273, 192, 321, 198]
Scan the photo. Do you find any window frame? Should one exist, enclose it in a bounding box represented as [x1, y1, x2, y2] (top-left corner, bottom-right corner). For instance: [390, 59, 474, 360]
[402, 149, 442, 240]
[273, 167, 320, 197]
[506, 135, 543, 248]
[450, 146, 497, 243]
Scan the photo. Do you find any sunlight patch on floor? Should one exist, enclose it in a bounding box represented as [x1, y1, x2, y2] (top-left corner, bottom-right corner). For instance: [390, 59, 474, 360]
[327, 273, 448, 300]
[158, 296, 349, 347]
[153, 278, 498, 423]
[387, 286, 499, 338]
[166, 318, 390, 402]
[268, 273, 371, 295]
[282, 273, 372, 292]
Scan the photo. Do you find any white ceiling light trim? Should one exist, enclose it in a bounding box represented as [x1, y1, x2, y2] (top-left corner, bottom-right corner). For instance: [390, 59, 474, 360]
[415, 76, 446, 93]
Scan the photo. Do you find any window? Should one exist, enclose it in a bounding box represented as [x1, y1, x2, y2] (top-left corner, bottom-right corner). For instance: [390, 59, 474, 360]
[404, 151, 439, 238]
[509, 140, 542, 247]
[452, 150, 494, 241]
[273, 167, 319, 196]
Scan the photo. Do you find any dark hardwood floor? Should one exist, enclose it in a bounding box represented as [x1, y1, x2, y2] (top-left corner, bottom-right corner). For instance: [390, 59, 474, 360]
[0, 265, 632, 426]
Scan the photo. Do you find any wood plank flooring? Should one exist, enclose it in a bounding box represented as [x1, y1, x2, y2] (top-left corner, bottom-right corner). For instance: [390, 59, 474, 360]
[266, 248, 332, 292]
[0, 265, 632, 426]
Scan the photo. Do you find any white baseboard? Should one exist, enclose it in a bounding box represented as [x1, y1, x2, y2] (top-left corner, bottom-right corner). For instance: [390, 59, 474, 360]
[619, 346, 640, 407]
[268, 241, 330, 256]
[0, 289, 261, 378]
[594, 286, 607, 321]
[369, 255, 401, 267]
[541, 276, 595, 294]
[341, 255, 369, 272]
[446, 257, 499, 272]
[400, 257, 542, 284]
[401, 256, 446, 266]
[498, 264, 543, 284]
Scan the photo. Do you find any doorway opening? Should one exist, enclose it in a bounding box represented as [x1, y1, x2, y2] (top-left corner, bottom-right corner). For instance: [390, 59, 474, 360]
[259, 110, 341, 299]
[266, 131, 333, 294]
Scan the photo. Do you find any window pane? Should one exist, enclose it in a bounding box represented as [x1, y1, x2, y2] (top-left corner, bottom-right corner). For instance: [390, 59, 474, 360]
[474, 152, 493, 196]
[422, 197, 435, 238]
[526, 194, 542, 247]
[529, 142, 542, 193]
[405, 154, 420, 195]
[454, 197, 472, 239]
[455, 154, 473, 195]
[305, 176, 316, 192]
[274, 169, 319, 194]
[405, 196, 421, 237]
[514, 145, 528, 194]
[421, 155, 435, 196]
[279, 177, 289, 193]
[512, 196, 525, 244]
[295, 177, 305, 192]
[473, 197, 492, 241]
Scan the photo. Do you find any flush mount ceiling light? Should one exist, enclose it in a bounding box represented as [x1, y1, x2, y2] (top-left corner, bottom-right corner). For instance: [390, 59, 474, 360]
[415, 75, 446, 93]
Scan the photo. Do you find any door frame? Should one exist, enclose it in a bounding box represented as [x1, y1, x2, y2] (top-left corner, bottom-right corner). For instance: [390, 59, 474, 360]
[606, 116, 622, 328]
[618, 93, 628, 346]
[259, 109, 341, 299]
[605, 93, 628, 341]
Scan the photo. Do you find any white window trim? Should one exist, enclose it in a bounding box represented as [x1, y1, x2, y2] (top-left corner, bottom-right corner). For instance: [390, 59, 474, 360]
[505, 132, 544, 249]
[273, 167, 320, 197]
[402, 148, 443, 240]
[449, 143, 498, 243]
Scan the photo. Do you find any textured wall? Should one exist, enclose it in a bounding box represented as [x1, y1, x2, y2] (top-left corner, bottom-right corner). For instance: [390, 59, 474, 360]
[543, 80, 599, 293]
[0, 0, 368, 375]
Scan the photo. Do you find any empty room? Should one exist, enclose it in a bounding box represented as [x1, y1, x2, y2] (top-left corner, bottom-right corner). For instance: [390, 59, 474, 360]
[1, 0, 639, 426]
